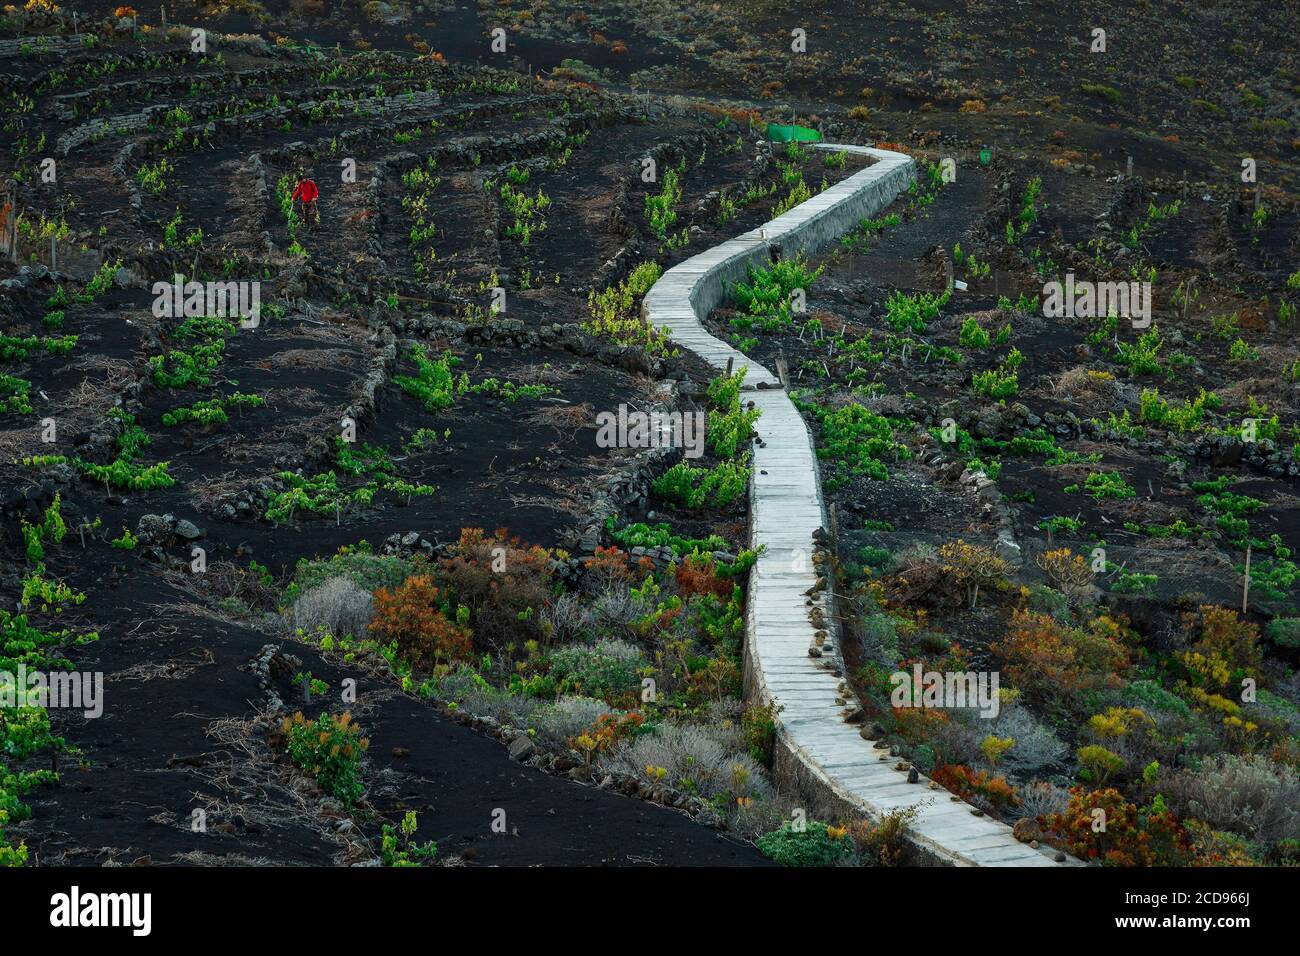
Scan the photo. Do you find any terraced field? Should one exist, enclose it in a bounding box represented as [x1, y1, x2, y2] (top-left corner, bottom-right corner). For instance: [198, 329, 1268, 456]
[2, 1, 1299, 887]
[2, 21, 878, 868]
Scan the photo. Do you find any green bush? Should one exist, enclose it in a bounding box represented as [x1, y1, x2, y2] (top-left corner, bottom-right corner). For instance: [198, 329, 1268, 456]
[584, 261, 670, 354]
[302, 553, 380, 600]
[971, 348, 1024, 398]
[810, 402, 911, 485]
[959, 317, 990, 349]
[1121, 679, 1191, 718]
[730, 256, 824, 331]
[706, 367, 762, 459]
[394, 346, 459, 411]
[645, 162, 683, 239]
[19, 494, 65, 563]
[1265, 618, 1300, 650]
[756, 820, 855, 866]
[652, 457, 751, 509]
[149, 337, 227, 389]
[1080, 471, 1135, 500]
[546, 640, 644, 701]
[1081, 81, 1122, 104]
[858, 544, 892, 571]
[604, 518, 726, 555]
[73, 414, 174, 490]
[1037, 515, 1083, 536]
[884, 289, 948, 333]
[161, 392, 263, 427]
[1139, 387, 1220, 432]
[381, 811, 438, 866]
[1112, 570, 1157, 595]
[742, 701, 779, 766]
[1116, 328, 1163, 375]
[0, 373, 33, 414]
[282, 711, 368, 807]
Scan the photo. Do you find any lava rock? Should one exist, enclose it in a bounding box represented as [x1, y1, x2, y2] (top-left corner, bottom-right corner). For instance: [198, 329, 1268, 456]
[507, 736, 536, 762]
[1013, 817, 1042, 844]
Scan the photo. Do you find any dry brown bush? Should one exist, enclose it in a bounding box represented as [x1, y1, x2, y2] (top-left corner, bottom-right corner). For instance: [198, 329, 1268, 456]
[1053, 366, 1119, 408]
[1036, 547, 1096, 605]
[293, 575, 373, 639]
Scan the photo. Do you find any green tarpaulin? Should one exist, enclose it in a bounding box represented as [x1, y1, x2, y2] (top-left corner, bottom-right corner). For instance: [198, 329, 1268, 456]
[766, 123, 821, 143]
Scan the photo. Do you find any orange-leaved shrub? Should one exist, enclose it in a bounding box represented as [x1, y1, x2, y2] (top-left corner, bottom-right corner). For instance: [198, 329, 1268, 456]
[1182, 604, 1262, 687]
[369, 575, 473, 668]
[890, 704, 950, 744]
[583, 545, 651, 588]
[992, 608, 1130, 709]
[569, 711, 645, 763]
[1043, 787, 1191, 866]
[932, 764, 1019, 810]
[674, 552, 733, 599]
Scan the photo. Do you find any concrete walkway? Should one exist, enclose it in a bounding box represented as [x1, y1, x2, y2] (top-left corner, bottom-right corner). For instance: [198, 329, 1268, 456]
[643, 144, 1065, 866]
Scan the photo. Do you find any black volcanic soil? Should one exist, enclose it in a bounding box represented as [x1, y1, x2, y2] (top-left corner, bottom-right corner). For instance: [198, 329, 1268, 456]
[2, 0, 1298, 868]
[33, 576, 763, 866]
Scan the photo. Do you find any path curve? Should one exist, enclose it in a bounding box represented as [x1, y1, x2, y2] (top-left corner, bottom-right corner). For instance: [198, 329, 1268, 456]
[643, 144, 1066, 866]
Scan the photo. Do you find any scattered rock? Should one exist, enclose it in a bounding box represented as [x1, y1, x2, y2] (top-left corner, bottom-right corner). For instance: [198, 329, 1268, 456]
[507, 736, 536, 762]
[1013, 817, 1042, 844]
[136, 513, 172, 543]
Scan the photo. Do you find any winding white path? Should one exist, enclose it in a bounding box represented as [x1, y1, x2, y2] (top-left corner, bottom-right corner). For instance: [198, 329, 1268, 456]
[643, 144, 1066, 866]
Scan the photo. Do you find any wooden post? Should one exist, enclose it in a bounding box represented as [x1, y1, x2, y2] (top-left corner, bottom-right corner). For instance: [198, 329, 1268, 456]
[1242, 544, 1251, 614]
[9, 202, 19, 264]
[50, 234, 56, 272]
